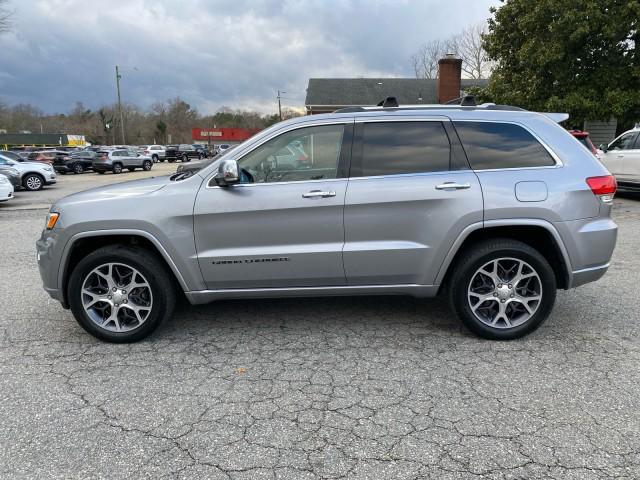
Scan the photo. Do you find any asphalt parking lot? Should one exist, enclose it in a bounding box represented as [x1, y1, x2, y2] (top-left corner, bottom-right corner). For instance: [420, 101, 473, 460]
[1, 168, 640, 479]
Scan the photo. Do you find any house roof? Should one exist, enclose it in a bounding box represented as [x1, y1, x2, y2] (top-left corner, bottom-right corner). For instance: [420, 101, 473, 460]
[305, 78, 488, 107]
[0, 133, 68, 146]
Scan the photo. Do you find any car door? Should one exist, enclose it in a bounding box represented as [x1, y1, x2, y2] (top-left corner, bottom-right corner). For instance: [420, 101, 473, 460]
[343, 117, 483, 286]
[193, 121, 353, 289]
[623, 133, 640, 183]
[600, 131, 638, 181]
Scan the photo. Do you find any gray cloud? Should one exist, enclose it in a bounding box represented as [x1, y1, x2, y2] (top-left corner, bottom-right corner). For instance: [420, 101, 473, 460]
[0, 0, 496, 114]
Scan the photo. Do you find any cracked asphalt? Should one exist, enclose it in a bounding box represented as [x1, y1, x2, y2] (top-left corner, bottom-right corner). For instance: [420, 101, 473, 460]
[1, 169, 640, 479]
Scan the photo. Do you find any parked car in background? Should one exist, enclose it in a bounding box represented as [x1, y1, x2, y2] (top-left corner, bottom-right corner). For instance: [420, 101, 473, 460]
[0, 164, 21, 189]
[27, 150, 70, 165]
[165, 144, 202, 163]
[0, 173, 14, 203]
[569, 130, 599, 157]
[599, 127, 640, 192]
[192, 144, 211, 158]
[53, 150, 96, 174]
[140, 145, 166, 162]
[0, 153, 57, 190]
[214, 144, 231, 156]
[0, 150, 27, 162]
[175, 156, 216, 175]
[92, 148, 154, 174]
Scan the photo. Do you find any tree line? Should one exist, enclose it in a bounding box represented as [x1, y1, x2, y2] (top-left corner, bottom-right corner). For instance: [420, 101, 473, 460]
[411, 1, 640, 131]
[0, 97, 301, 145]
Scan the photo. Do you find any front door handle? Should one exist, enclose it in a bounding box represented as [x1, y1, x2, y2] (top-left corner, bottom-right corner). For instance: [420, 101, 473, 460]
[435, 182, 471, 190]
[302, 190, 336, 198]
[617, 154, 624, 158]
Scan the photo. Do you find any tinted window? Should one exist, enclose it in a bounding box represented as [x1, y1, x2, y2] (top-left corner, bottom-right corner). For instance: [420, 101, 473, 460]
[454, 121, 555, 169]
[238, 124, 345, 184]
[609, 132, 637, 151]
[357, 121, 450, 177]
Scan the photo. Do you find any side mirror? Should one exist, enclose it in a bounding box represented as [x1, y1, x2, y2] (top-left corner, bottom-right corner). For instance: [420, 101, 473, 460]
[599, 144, 608, 153]
[215, 159, 240, 186]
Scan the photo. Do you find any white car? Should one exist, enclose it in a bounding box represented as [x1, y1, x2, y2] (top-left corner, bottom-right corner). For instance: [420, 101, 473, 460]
[140, 145, 166, 162]
[599, 127, 640, 191]
[0, 173, 14, 202]
[0, 154, 57, 191]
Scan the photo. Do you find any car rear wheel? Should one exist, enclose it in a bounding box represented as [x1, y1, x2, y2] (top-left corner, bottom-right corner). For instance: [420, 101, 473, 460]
[112, 163, 123, 174]
[448, 239, 556, 340]
[142, 160, 153, 171]
[151, 154, 159, 162]
[68, 245, 177, 343]
[23, 173, 44, 191]
[182, 154, 189, 162]
[73, 163, 84, 174]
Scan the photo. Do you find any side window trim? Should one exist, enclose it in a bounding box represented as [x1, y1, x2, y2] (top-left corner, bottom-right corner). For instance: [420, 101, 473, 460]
[452, 119, 563, 171]
[629, 132, 640, 150]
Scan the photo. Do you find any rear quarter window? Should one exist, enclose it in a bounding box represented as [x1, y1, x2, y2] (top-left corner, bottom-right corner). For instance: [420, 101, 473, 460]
[454, 121, 556, 170]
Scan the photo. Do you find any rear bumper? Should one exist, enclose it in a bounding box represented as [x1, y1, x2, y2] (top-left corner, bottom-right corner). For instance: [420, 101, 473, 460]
[556, 217, 618, 288]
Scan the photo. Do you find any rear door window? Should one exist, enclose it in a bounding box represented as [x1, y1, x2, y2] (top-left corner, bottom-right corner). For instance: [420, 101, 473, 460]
[353, 121, 451, 177]
[454, 121, 556, 170]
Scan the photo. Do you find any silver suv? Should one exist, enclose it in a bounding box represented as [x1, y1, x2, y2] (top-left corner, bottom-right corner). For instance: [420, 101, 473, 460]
[92, 148, 154, 174]
[37, 101, 618, 342]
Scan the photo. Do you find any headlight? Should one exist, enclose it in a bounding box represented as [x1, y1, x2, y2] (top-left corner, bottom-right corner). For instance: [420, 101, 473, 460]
[45, 212, 60, 230]
[43, 166, 53, 172]
[0, 175, 7, 184]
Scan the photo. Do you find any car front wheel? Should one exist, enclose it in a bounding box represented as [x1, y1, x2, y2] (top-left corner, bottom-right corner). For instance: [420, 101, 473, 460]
[142, 160, 153, 171]
[73, 163, 84, 174]
[448, 239, 556, 340]
[68, 245, 177, 342]
[23, 173, 44, 191]
[112, 163, 123, 174]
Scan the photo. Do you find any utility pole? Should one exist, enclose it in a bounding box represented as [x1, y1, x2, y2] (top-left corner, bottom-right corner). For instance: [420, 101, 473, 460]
[277, 90, 286, 121]
[115, 65, 126, 144]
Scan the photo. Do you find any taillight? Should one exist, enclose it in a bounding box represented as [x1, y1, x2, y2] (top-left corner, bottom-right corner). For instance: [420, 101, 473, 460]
[586, 175, 616, 203]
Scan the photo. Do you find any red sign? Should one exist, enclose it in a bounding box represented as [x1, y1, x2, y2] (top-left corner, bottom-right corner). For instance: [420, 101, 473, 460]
[192, 127, 261, 142]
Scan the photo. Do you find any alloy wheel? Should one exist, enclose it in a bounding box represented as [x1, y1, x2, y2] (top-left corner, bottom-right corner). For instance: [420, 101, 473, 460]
[467, 257, 542, 329]
[81, 262, 153, 332]
[25, 175, 42, 190]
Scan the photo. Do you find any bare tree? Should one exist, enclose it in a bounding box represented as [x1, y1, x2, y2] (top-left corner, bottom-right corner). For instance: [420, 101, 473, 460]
[0, 0, 13, 34]
[449, 23, 494, 79]
[410, 23, 493, 80]
[410, 39, 453, 79]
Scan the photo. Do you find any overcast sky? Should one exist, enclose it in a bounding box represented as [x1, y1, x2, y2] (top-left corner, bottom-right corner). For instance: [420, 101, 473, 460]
[0, 0, 496, 115]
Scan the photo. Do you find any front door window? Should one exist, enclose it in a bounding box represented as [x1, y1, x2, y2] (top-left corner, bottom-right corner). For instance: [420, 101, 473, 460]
[237, 124, 345, 184]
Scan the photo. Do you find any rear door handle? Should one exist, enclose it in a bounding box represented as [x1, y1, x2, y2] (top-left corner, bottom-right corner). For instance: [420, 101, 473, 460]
[617, 154, 624, 158]
[435, 182, 471, 190]
[302, 190, 336, 198]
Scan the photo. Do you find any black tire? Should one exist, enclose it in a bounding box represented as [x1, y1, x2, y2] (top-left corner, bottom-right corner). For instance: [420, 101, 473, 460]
[198, 154, 203, 160]
[68, 245, 177, 343]
[112, 163, 123, 174]
[73, 163, 84, 174]
[142, 160, 153, 171]
[151, 154, 159, 162]
[97, 170, 105, 174]
[159, 158, 165, 163]
[22, 173, 44, 191]
[182, 154, 189, 163]
[448, 239, 556, 340]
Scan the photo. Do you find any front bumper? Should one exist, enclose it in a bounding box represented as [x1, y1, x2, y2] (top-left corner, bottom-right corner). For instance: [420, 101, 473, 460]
[36, 228, 67, 307]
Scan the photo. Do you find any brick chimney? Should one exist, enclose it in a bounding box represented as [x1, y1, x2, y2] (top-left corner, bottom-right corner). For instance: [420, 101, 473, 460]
[437, 53, 462, 104]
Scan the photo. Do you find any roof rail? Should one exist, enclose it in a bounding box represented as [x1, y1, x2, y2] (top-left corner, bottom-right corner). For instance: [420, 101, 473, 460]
[445, 95, 477, 106]
[377, 96, 399, 108]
